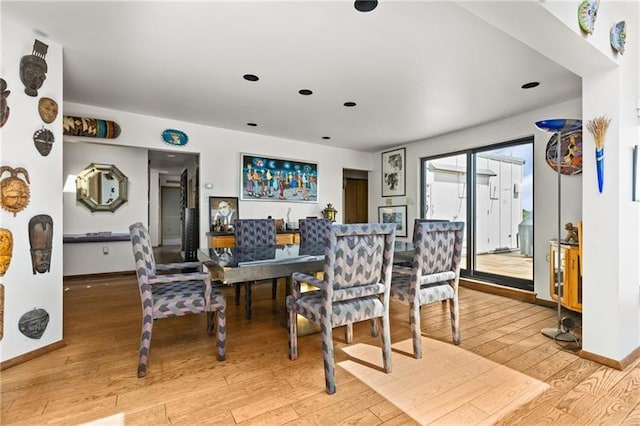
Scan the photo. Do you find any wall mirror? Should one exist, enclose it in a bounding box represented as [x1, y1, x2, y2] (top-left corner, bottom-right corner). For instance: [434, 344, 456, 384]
[76, 163, 128, 212]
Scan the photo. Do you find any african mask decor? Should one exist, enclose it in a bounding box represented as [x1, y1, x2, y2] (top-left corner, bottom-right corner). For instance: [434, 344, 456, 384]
[0, 78, 10, 128]
[19, 308, 49, 339]
[33, 127, 55, 156]
[29, 214, 53, 274]
[0, 166, 30, 216]
[0, 228, 13, 277]
[38, 97, 58, 123]
[20, 39, 49, 97]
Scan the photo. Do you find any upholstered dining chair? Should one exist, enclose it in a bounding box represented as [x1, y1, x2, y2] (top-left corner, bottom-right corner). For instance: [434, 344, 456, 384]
[298, 217, 331, 244]
[129, 222, 226, 378]
[233, 218, 278, 319]
[390, 220, 464, 359]
[287, 223, 396, 394]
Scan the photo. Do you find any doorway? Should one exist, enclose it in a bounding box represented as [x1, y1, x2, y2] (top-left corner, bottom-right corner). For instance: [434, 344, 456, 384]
[161, 186, 181, 245]
[343, 169, 368, 224]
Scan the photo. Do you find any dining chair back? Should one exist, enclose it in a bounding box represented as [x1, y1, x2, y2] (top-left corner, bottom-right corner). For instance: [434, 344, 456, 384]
[390, 219, 464, 358]
[298, 217, 331, 244]
[287, 223, 396, 394]
[129, 222, 226, 377]
[232, 218, 278, 319]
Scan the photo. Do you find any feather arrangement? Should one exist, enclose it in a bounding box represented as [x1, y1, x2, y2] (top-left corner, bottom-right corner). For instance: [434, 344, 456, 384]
[586, 115, 611, 149]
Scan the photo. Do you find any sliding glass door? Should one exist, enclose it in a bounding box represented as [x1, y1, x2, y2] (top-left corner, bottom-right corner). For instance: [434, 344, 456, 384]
[421, 138, 533, 290]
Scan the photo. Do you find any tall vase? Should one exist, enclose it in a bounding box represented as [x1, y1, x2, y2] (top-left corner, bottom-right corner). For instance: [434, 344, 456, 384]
[596, 147, 604, 193]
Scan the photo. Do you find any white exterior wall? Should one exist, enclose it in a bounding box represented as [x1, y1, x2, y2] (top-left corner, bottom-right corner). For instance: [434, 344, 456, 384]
[1, 21, 64, 361]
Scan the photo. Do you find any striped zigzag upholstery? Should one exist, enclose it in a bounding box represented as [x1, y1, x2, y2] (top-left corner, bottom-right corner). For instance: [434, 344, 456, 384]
[298, 218, 331, 244]
[390, 219, 464, 359]
[232, 218, 278, 319]
[287, 223, 396, 394]
[129, 222, 226, 378]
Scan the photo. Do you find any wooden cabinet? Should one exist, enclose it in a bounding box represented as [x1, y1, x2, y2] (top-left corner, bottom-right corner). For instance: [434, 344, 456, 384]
[549, 241, 582, 313]
[207, 232, 300, 248]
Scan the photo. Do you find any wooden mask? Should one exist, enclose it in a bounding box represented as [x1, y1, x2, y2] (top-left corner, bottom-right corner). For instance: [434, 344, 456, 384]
[0, 166, 30, 216]
[19, 40, 48, 97]
[38, 97, 58, 123]
[0, 228, 13, 277]
[29, 214, 53, 274]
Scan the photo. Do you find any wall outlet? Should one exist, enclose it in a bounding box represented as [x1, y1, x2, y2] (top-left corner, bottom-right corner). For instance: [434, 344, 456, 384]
[102, 246, 109, 255]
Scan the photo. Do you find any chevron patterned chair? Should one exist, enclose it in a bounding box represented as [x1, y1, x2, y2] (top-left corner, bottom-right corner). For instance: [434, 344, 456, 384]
[233, 218, 278, 319]
[298, 217, 331, 244]
[287, 223, 396, 394]
[129, 222, 226, 378]
[390, 220, 464, 359]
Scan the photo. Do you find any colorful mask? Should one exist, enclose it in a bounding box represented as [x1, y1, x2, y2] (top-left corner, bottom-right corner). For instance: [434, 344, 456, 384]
[0, 228, 13, 277]
[29, 214, 53, 274]
[19, 40, 48, 97]
[33, 128, 55, 156]
[0, 78, 10, 128]
[38, 97, 58, 123]
[0, 166, 30, 216]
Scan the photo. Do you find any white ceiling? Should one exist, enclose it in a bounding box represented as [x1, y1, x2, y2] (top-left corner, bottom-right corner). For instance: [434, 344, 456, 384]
[4, 0, 581, 161]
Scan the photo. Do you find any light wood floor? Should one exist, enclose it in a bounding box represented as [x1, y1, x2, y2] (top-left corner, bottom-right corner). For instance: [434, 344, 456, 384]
[2, 267, 640, 424]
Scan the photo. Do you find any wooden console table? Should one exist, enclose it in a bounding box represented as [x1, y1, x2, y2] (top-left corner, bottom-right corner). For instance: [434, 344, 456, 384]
[206, 230, 300, 248]
[549, 240, 582, 313]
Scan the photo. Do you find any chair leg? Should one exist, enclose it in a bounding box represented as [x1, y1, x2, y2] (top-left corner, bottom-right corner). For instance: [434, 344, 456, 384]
[321, 319, 336, 394]
[235, 283, 241, 305]
[207, 311, 214, 336]
[450, 296, 461, 345]
[370, 318, 379, 337]
[245, 282, 253, 320]
[272, 278, 278, 299]
[344, 323, 353, 343]
[216, 304, 227, 361]
[380, 313, 392, 374]
[409, 299, 422, 359]
[288, 301, 298, 360]
[138, 311, 153, 378]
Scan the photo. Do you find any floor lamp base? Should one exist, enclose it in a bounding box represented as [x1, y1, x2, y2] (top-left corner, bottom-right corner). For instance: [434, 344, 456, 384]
[541, 327, 578, 342]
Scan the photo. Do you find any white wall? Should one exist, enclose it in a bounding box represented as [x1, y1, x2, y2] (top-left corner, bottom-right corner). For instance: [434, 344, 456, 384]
[63, 101, 374, 252]
[1, 21, 63, 362]
[62, 141, 148, 275]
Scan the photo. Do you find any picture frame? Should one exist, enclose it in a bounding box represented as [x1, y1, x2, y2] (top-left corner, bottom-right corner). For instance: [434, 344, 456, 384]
[633, 145, 639, 202]
[240, 153, 318, 202]
[209, 196, 239, 232]
[381, 147, 406, 197]
[378, 205, 407, 237]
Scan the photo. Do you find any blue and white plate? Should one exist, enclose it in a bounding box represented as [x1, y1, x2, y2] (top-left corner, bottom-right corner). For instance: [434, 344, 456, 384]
[161, 129, 188, 146]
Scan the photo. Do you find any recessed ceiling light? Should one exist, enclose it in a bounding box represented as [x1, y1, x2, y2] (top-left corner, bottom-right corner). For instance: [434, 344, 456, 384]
[243, 74, 259, 82]
[298, 89, 313, 95]
[247, 122, 257, 127]
[322, 136, 331, 140]
[344, 101, 357, 107]
[521, 81, 540, 89]
[354, 0, 378, 12]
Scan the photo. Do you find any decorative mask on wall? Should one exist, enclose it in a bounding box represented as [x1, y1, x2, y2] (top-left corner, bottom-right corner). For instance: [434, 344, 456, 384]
[63, 116, 121, 139]
[18, 308, 49, 339]
[0, 78, 10, 128]
[0, 166, 31, 216]
[29, 214, 53, 274]
[33, 127, 55, 156]
[0, 284, 4, 341]
[19, 39, 49, 97]
[38, 97, 58, 123]
[0, 228, 13, 277]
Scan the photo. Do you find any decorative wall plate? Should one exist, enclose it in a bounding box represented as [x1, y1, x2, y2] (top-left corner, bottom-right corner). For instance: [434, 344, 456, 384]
[162, 129, 188, 146]
[0, 78, 10, 128]
[610, 21, 626, 55]
[19, 308, 49, 339]
[63, 116, 121, 138]
[578, 0, 599, 35]
[545, 128, 583, 175]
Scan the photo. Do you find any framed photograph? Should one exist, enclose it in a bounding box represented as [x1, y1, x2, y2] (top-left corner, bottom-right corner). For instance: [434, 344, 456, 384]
[240, 153, 318, 202]
[209, 196, 238, 232]
[381, 147, 406, 197]
[378, 205, 407, 237]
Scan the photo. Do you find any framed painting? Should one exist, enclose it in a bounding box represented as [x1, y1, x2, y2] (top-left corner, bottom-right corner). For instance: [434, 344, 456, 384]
[240, 153, 318, 203]
[382, 147, 406, 197]
[378, 205, 407, 237]
[209, 196, 238, 232]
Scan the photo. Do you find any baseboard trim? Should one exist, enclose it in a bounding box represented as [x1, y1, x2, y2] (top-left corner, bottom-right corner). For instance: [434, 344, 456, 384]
[64, 270, 136, 282]
[459, 278, 537, 303]
[580, 346, 640, 371]
[1, 340, 66, 370]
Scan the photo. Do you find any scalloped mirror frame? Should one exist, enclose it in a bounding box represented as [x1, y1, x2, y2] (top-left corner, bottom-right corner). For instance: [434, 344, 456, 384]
[76, 163, 128, 212]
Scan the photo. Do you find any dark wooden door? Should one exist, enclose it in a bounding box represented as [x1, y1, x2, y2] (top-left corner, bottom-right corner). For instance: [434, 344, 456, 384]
[344, 178, 368, 223]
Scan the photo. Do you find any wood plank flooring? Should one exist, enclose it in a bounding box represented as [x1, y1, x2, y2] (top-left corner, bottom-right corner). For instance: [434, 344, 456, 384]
[2, 266, 639, 424]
